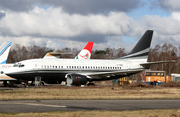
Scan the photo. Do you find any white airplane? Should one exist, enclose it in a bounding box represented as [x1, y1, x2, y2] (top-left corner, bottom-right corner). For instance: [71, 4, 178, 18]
[1, 42, 94, 86]
[5, 30, 160, 86]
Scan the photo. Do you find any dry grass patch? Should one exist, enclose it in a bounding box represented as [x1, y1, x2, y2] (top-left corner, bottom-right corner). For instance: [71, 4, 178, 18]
[0, 109, 180, 117]
[160, 81, 180, 87]
[0, 86, 180, 100]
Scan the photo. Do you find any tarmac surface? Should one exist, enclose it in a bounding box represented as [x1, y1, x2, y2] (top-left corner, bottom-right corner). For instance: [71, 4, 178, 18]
[0, 99, 180, 113]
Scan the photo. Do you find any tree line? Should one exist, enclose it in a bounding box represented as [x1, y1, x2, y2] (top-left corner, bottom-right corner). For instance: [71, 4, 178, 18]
[7, 43, 179, 75]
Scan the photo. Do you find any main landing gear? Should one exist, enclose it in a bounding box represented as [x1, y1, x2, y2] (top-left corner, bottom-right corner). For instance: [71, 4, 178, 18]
[87, 82, 95, 86]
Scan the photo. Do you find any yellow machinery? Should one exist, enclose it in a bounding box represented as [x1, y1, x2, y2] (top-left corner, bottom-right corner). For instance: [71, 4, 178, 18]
[145, 71, 171, 82]
[119, 77, 132, 86]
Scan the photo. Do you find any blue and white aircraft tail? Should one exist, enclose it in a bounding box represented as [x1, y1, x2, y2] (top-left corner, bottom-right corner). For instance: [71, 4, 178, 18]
[0, 41, 12, 64]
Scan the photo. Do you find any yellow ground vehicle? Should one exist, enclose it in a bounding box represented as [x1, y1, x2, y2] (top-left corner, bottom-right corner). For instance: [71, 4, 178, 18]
[145, 71, 171, 82]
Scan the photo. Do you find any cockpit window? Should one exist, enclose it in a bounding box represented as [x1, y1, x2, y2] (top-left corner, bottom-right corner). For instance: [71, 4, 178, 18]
[13, 64, 18, 67]
[13, 64, 25, 67]
[19, 65, 25, 67]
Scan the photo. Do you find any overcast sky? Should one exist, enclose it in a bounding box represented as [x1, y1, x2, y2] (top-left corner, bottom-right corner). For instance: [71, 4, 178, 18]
[0, 0, 180, 52]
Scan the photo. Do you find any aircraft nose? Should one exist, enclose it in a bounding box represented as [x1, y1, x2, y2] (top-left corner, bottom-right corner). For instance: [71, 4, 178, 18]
[4, 68, 15, 75]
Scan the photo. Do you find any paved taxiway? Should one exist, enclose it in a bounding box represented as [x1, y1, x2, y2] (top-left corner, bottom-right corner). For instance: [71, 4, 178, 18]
[0, 99, 180, 113]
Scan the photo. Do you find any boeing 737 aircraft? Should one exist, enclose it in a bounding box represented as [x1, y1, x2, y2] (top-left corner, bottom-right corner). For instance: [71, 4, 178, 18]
[1, 42, 94, 87]
[5, 30, 158, 86]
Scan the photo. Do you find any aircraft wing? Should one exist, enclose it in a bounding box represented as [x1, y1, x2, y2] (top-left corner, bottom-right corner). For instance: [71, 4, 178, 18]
[80, 69, 144, 78]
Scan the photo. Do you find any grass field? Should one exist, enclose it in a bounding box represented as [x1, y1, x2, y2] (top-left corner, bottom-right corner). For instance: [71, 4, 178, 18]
[0, 84, 180, 116]
[0, 109, 180, 117]
[0, 85, 180, 100]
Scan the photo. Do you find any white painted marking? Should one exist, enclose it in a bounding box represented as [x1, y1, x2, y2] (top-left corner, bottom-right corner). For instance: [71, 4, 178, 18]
[15, 103, 67, 108]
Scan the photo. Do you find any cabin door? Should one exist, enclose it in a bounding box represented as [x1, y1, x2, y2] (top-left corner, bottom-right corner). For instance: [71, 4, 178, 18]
[33, 62, 39, 73]
[126, 63, 131, 70]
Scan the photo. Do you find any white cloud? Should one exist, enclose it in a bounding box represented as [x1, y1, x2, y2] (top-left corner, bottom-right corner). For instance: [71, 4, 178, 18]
[0, 7, 135, 38]
[159, 0, 180, 11]
[0, 36, 48, 48]
[171, 12, 180, 21]
[1, 5, 180, 52]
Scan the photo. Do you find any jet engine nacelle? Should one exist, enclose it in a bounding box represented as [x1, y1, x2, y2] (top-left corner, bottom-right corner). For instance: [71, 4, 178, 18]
[66, 74, 87, 86]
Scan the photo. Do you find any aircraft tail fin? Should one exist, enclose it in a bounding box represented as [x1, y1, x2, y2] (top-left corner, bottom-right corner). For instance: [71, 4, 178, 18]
[117, 30, 153, 60]
[75, 42, 94, 59]
[43, 42, 94, 59]
[0, 41, 12, 64]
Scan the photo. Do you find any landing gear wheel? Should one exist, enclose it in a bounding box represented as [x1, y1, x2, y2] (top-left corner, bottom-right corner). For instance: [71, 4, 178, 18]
[87, 82, 95, 86]
[24, 84, 29, 88]
[3, 81, 8, 87]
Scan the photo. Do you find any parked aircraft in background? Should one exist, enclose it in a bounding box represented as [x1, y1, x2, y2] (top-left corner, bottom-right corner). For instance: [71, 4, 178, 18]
[0, 41, 16, 86]
[0, 41, 12, 64]
[43, 42, 94, 59]
[75, 42, 93, 59]
[5, 30, 159, 87]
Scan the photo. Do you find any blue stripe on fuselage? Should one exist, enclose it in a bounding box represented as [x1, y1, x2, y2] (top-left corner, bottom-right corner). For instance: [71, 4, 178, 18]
[0, 60, 7, 64]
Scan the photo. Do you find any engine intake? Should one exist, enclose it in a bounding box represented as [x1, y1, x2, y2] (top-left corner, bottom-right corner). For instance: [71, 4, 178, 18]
[66, 74, 87, 86]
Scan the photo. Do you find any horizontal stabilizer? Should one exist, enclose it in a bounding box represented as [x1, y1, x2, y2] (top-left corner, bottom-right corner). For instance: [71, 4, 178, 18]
[43, 52, 71, 59]
[140, 60, 176, 69]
